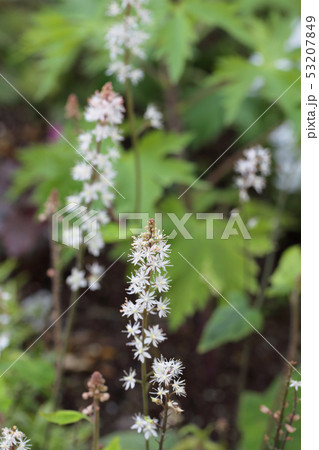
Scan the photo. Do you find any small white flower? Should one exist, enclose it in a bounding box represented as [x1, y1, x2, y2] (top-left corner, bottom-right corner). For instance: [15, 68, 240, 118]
[87, 263, 105, 290]
[133, 340, 151, 363]
[144, 104, 163, 129]
[131, 413, 146, 433]
[66, 268, 87, 291]
[87, 232, 104, 257]
[120, 368, 137, 390]
[0, 333, 10, 355]
[124, 321, 141, 338]
[107, 1, 122, 16]
[154, 274, 170, 293]
[0, 289, 10, 302]
[72, 162, 92, 181]
[150, 386, 168, 400]
[144, 325, 166, 347]
[78, 132, 92, 152]
[156, 297, 170, 318]
[290, 379, 301, 391]
[234, 146, 271, 202]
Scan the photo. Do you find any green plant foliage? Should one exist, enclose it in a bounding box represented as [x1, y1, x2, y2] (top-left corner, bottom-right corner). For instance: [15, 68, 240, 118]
[115, 131, 195, 213]
[158, 201, 259, 329]
[18, 1, 108, 99]
[172, 424, 224, 450]
[103, 431, 178, 450]
[197, 292, 263, 353]
[267, 245, 301, 297]
[40, 410, 91, 425]
[10, 132, 79, 208]
[238, 377, 301, 450]
[103, 437, 122, 450]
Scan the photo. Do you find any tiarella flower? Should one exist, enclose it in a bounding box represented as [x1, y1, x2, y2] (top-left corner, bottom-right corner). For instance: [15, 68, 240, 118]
[0, 426, 31, 449]
[144, 104, 163, 129]
[124, 321, 141, 337]
[65, 83, 124, 293]
[0, 289, 11, 302]
[131, 414, 158, 440]
[234, 145, 271, 202]
[120, 368, 137, 390]
[105, 0, 151, 85]
[0, 332, 10, 355]
[66, 268, 87, 292]
[144, 325, 166, 347]
[82, 371, 110, 417]
[87, 262, 105, 290]
[289, 379, 301, 391]
[121, 219, 186, 441]
[133, 339, 152, 363]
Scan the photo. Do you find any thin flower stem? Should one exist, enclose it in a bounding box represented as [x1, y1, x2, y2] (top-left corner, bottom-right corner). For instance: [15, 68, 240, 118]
[158, 395, 169, 450]
[272, 365, 293, 450]
[141, 310, 150, 450]
[53, 243, 85, 409]
[124, 6, 141, 213]
[93, 398, 100, 450]
[280, 388, 298, 450]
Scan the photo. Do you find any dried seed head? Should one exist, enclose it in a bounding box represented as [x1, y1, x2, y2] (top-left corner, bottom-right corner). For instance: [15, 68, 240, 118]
[65, 94, 80, 120]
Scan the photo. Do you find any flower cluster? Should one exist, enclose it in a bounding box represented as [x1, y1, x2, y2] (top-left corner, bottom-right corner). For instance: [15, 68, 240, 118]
[105, 0, 151, 85]
[0, 426, 31, 449]
[121, 219, 186, 441]
[66, 83, 124, 292]
[144, 104, 163, 129]
[234, 145, 271, 202]
[82, 371, 110, 417]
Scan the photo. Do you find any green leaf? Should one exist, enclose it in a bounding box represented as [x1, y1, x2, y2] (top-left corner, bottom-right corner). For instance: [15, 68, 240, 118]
[267, 245, 301, 297]
[103, 431, 178, 450]
[9, 132, 79, 209]
[104, 437, 122, 450]
[40, 410, 90, 425]
[155, 5, 195, 83]
[115, 131, 195, 214]
[239, 376, 301, 450]
[156, 201, 259, 329]
[198, 292, 263, 352]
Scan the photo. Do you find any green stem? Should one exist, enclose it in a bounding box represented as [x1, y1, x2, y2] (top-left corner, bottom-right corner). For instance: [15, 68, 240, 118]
[124, 6, 141, 213]
[53, 244, 85, 409]
[93, 399, 100, 450]
[125, 75, 141, 213]
[255, 190, 287, 309]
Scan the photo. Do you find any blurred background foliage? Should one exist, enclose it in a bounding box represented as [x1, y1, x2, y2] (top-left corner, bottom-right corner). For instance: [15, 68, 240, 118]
[0, 0, 300, 449]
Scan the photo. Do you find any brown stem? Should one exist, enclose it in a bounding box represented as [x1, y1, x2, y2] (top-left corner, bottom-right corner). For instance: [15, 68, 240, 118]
[158, 395, 169, 450]
[280, 388, 298, 450]
[272, 366, 293, 450]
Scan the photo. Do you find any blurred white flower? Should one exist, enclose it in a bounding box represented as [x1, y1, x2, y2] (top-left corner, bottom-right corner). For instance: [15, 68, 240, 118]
[144, 104, 163, 129]
[66, 268, 87, 291]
